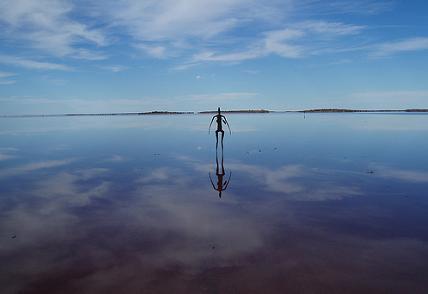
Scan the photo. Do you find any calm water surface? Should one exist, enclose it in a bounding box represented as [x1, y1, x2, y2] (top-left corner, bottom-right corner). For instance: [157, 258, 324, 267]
[1, 113, 428, 293]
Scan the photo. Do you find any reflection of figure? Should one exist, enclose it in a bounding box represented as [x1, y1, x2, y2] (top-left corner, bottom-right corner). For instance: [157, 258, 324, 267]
[209, 107, 231, 149]
[209, 151, 231, 198]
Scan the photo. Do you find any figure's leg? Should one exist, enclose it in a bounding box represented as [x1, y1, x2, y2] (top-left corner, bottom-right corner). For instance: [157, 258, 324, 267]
[221, 130, 224, 149]
[215, 131, 219, 150]
[215, 151, 219, 174]
[221, 151, 225, 174]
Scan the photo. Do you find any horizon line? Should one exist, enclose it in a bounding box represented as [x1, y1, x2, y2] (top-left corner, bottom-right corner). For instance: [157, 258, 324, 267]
[1, 108, 428, 118]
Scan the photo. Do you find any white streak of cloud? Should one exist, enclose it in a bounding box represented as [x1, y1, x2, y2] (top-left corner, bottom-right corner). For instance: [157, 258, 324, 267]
[190, 20, 364, 64]
[0, 71, 16, 78]
[0, 153, 15, 161]
[0, 71, 17, 84]
[373, 166, 428, 183]
[295, 0, 393, 16]
[372, 37, 428, 57]
[296, 20, 365, 36]
[0, 0, 107, 58]
[0, 55, 71, 70]
[0, 159, 73, 177]
[0, 80, 16, 85]
[102, 0, 277, 41]
[100, 65, 128, 72]
[135, 44, 167, 59]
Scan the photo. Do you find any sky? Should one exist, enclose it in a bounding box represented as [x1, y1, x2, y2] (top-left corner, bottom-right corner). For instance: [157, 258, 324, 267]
[0, 0, 428, 114]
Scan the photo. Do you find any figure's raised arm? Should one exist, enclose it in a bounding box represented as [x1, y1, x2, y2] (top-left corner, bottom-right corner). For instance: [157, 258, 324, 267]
[222, 116, 231, 135]
[208, 115, 215, 133]
[209, 173, 216, 189]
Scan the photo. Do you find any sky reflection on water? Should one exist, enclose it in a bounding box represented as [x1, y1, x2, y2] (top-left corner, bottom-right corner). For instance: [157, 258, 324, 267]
[1, 113, 428, 293]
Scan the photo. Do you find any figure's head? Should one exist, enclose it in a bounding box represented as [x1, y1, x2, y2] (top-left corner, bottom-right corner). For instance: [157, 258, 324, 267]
[217, 107, 221, 114]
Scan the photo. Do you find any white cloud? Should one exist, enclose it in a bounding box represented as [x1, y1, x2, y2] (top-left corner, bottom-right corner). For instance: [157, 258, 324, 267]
[135, 43, 167, 59]
[0, 71, 17, 84]
[86, 0, 291, 62]
[0, 153, 15, 161]
[0, 80, 16, 85]
[294, 0, 393, 16]
[105, 155, 127, 162]
[0, 159, 73, 177]
[263, 28, 305, 58]
[101, 0, 280, 41]
[374, 166, 428, 183]
[226, 163, 362, 200]
[0, 0, 107, 58]
[0, 71, 16, 78]
[34, 170, 110, 207]
[0, 0, 411, 69]
[190, 20, 364, 64]
[0, 55, 71, 70]
[190, 160, 362, 201]
[372, 37, 428, 57]
[296, 20, 365, 36]
[100, 65, 128, 72]
[73, 49, 108, 60]
[192, 48, 265, 63]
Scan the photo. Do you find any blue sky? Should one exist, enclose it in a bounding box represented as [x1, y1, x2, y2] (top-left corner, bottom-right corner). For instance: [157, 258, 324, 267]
[0, 0, 428, 114]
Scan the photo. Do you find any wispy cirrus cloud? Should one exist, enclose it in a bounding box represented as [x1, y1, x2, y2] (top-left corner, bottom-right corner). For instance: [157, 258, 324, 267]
[0, 148, 17, 161]
[0, 55, 71, 71]
[0, 71, 16, 78]
[188, 20, 365, 65]
[98, 0, 283, 41]
[100, 65, 128, 72]
[0, 71, 17, 85]
[135, 43, 167, 59]
[373, 165, 428, 183]
[294, 0, 394, 16]
[0, 159, 73, 178]
[371, 37, 428, 57]
[0, 0, 420, 71]
[0, 0, 107, 59]
[0, 80, 16, 85]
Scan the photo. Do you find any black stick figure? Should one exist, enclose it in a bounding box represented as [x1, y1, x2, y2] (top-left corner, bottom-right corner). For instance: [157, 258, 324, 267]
[209, 107, 231, 150]
[209, 150, 231, 198]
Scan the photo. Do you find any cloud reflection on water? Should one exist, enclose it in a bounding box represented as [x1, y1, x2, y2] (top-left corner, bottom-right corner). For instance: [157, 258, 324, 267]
[1, 114, 428, 293]
[2, 156, 428, 293]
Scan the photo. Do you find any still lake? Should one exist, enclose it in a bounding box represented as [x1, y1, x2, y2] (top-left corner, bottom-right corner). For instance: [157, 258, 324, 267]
[1, 113, 428, 293]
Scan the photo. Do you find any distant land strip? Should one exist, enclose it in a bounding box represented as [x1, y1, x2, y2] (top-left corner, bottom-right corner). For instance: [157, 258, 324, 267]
[1, 109, 428, 118]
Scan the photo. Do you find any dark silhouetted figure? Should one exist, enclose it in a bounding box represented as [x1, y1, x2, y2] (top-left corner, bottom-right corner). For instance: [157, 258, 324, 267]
[209, 107, 231, 149]
[209, 151, 231, 198]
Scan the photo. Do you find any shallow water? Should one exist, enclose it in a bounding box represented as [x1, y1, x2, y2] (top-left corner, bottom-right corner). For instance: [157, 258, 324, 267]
[1, 113, 428, 293]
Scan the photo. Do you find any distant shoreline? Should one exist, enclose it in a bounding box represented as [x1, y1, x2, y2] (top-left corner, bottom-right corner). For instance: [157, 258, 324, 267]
[1, 108, 428, 118]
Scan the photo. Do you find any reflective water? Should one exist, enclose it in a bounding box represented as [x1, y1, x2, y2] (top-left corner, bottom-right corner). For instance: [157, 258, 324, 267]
[1, 113, 428, 293]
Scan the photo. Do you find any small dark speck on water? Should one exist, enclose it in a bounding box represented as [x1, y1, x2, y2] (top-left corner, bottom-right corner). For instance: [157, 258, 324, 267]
[258, 149, 262, 153]
[367, 170, 375, 174]
[11, 235, 16, 239]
